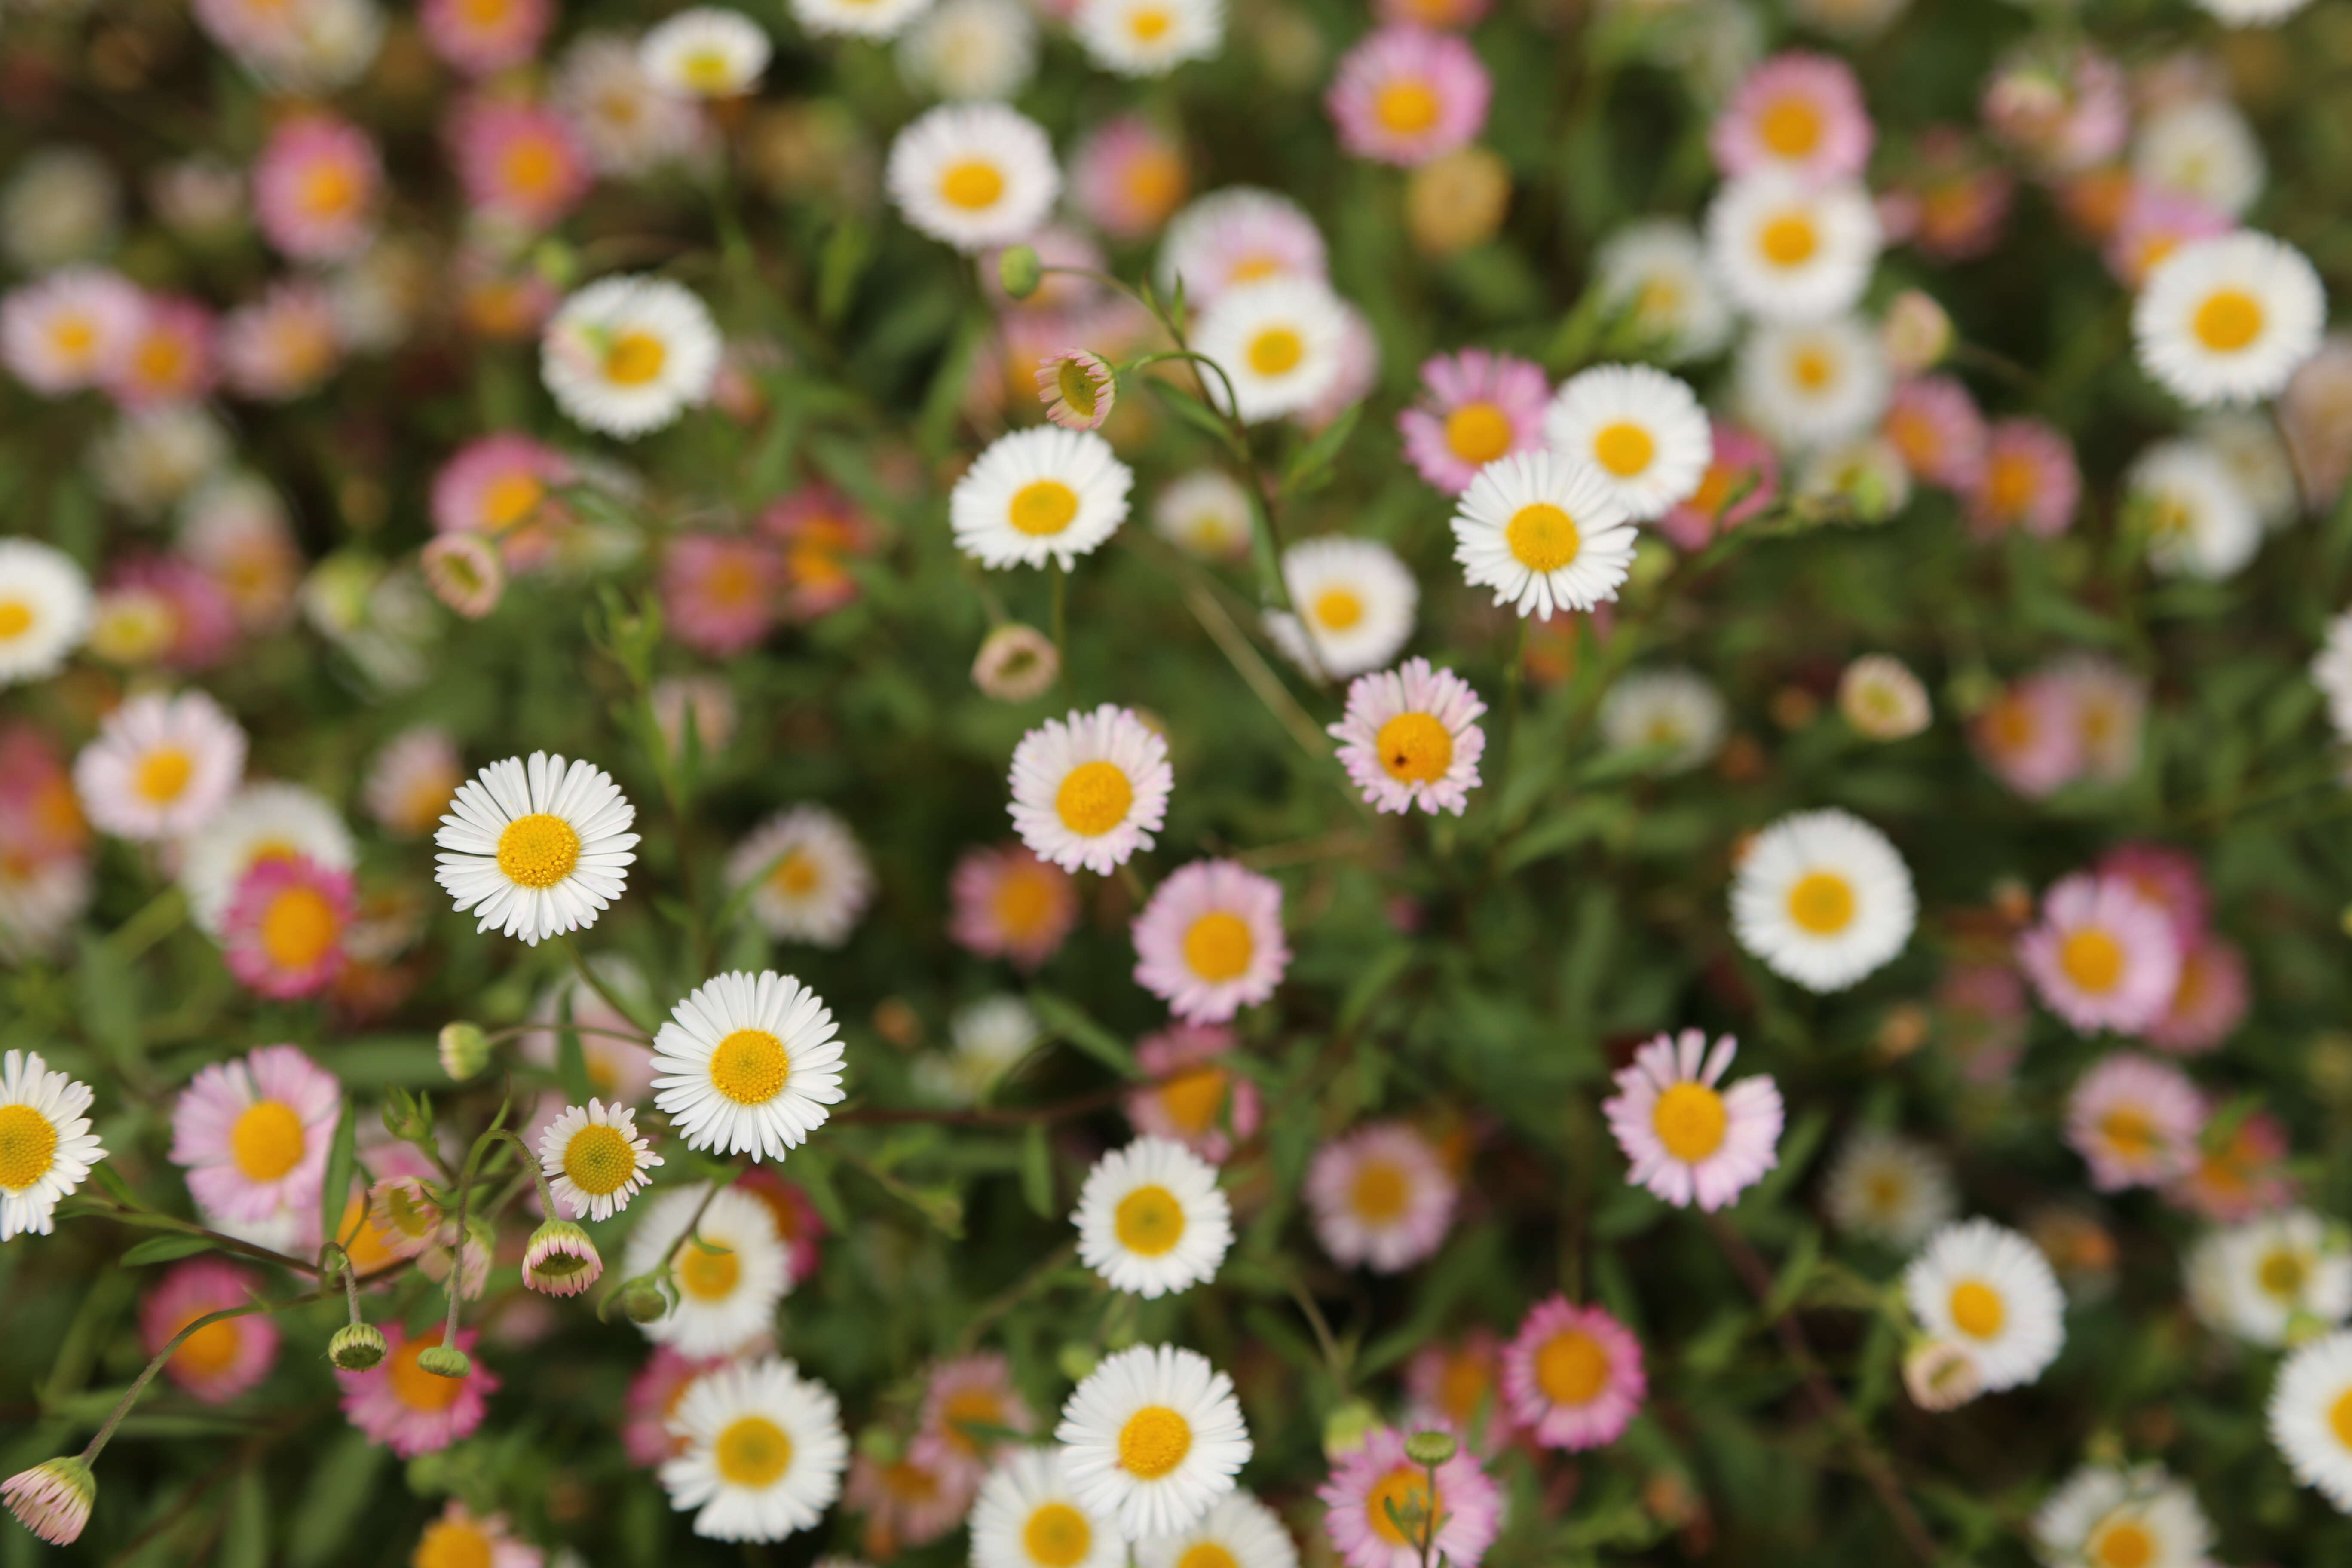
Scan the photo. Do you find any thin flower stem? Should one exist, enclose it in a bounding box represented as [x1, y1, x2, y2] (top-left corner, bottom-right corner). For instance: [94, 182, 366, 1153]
[493, 1128, 562, 1220]
[1498, 616, 1530, 790]
[1285, 1270, 1351, 1393]
[1180, 579, 1330, 760]
[79, 1198, 321, 1276]
[556, 933, 659, 1037]
[1051, 559, 1069, 691]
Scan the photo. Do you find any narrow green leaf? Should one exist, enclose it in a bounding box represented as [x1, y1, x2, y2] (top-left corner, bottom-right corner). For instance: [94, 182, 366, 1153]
[1019, 1123, 1054, 1217]
[121, 1234, 220, 1267]
[1027, 989, 1141, 1079]
[284, 1428, 387, 1568]
[217, 1465, 268, 1568]
[1281, 399, 1362, 496]
[317, 1096, 357, 1251]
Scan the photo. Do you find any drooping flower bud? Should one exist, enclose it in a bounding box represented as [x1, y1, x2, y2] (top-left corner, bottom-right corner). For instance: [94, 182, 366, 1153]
[997, 244, 1043, 301]
[417, 1342, 472, 1380]
[329, 1321, 388, 1370]
[522, 1219, 604, 1298]
[436, 1021, 490, 1082]
[620, 1274, 670, 1324]
[1403, 1429, 1458, 1468]
[2, 1457, 95, 1545]
[972, 623, 1059, 703]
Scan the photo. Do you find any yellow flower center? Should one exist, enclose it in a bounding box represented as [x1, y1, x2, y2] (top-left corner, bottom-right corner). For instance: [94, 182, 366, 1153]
[938, 1386, 1004, 1452]
[1054, 760, 1133, 837]
[413, 1518, 495, 1568]
[1128, 5, 1172, 39]
[1757, 96, 1824, 158]
[1759, 212, 1819, 267]
[2058, 928, 2124, 995]
[1366, 1467, 1436, 1546]
[0, 599, 35, 640]
[1535, 1327, 1609, 1407]
[389, 1332, 465, 1412]
[1651, 1081, 1728, 1163]
[681, 49, 737, 91]
[1009, 479, 1081, 536]
[2331, 1387, 2352, 1450]
[1948, 1279, 2004, 1339]
[50, 315, 96, 357]
[260, 884, 338, 971]
[2258, 1246, 2307, 1300]
[1785, 870, 1856, 936]
[563, 1123, 636, 1195]
[1592, 421, 1655, 478]
[1313, 586, 1365, 631]
[2192, 288, 2263, 353]
[2098, 1107, 2159, 1160]
[1178, 1545, 1239, 1568]
[709, 1027, 790, 1105]
[1351, 1159, 1409, 1223]
[1443, 401, 1513, 466]
[1056, 358, 1102, 418]
[1791, 347, 1834, 390]
[230, 1099, 306, 1182]
[496, 812, 582, 889]
[481, 472, 544, 531]
[2089, 1520, 2154, 1568]
[676, 1239, 741, 1300]
[0, 1103, 59, 1191]
[1117, 1405, 1191, 1479]
[940, 159, 1006, 211]
[603, 330, 668, 386]
[1374, 79, 1440, 135]
[339, 1189, 398, 1274]
[458, 0, 510, 23]
[1247, 327, 1303, 377]
[1023, 1503, 1093, 1568]
[993, 865, 1060, 940]
[1158, 1066, 1228, 1135]
[300, 161, 359, 220]
[1113, 1182, 1187, 1255]
[1436, 1350, 1490, 1424]
[135, 746, 195, 805]
[1505, 502, 1580, 573]
[1376, 712, 1454, 784]
[1182, 911, 1255, 983]
[503, 137, 560, 198]
[714, 1415, 793, 1488]
[170, 1316, 237, 1378]
[769, 850, 821, 897]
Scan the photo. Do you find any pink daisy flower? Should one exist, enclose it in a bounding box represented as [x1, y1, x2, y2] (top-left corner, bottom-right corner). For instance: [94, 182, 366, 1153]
[2017, 873, 2183, 1036]
[1306, 1121, 1457, 1273]
[251, 115, 381, 263]
[455, 245, 561, 340]
[2167, 1109, 2294, 1222]
[1970, 673, 2082, 799]
[1602, 1029, 1784, 1212]
[1657, 421, 1779, 552]
[1710, 52, 1873, 182]
[1326, 27, 1491, 168]
[1981, 46, 2128, 175]
[625, 1346, 736, 1467]
[420, 0, 551, 74]
[1131, 858, 1291, 1024]
[1968, 418, 2081, 539]
[337, 1324, 498, 1458]
[2145, 936, 2248, 1056]
[1880, 376, 1988, 493]
[2049, 655, 2143, 785]
[2064, 1052, 2205, 1191]
[220, 853, 354, 1000]
[1071, 115, 1190, 241]
[759, 484, 879, 622]
[450, 98, 593, 232]
[1501, 1296, 1646, 1451]
[1396, 349, 1548, 495]
[74, 689, 247, 842]
[107, 295, 217, 409]
[139, 1259, 279, 1404]
[1158, 187, 1328, 305]
[1, 266, 145, 395]
[218, 279, 340, 402]
[2094, 842, 2208, 949]
[662, 532, 783, 658]
[913, 1352, 1036, 1488]
[1401, 1330, 1510, 1449]
[169, 1043, 341, 1223]
[411, 1500, 542, 1568]
[108, 555, 241, 672]
[1329, 658, 1487, 817]
[430, 433, 576, 571]
[949, 842, 1080, 971]
[733, 1166, 826, 1287]
[2104, 183, 2230, 289]
[1318, 1424, 1502, 1568]
[846, 1447, 971, 1550]
[1378, 0, 1488, 24]
[1127, 1024, 1262, 1163]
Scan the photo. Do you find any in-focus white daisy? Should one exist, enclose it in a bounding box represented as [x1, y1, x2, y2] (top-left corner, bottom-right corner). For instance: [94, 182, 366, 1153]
[2032, 1462, 2213, 1568]
[1193, 276, 1350, 426]
[622, 1182, 791, 1354]
[726, 807, 874, 947]
[1597, 668, 1726, 774]
[2134, 231, 2326, 408]
[1705, 171, 1881, 323]
[651, 970, 846, 1161]
[0, 539, 92, 687]
[660, 1356, 848, 1542]
[1264, 536, 1418, 680]
[74, 689, 247, 842]
[1074, 0, 1223, 78]
[1904, 1218, 2067, 1393]
[1134, 1489, 1298, 1568]
[639, 7, 771, 97]
[1823, 1128, 1955, 1250]
[1544, 364, 1712, 521]
[434, 752, 639, 946]
[2128, 438, 2262, 581]
[792, 0, 935, 39]
[971, 1447, 1124, 1568]
[1733, 314, 1891, 452]
[2133, 98, 2265, 220]
[1592, 218, 1734, 363]
[952, 426, 1134, 570]
[1730, 807, 1916, 993]
[2186, 1209, 2352, 1348]
[1451, 450, 1637, 620]
[1075, 1136, 1232, 1298]
[1152, 469, 1253, 562]
[1008, 705, 1173, 875]
[537, 1098, 663, 1221]
[1056, 1344, 1252, 1540]
[887, 104, 1060, 254]
[0, 1050, 107, 1241]
[2269, 1329, 2352, 1511]
[178, 781, 357, 936]
[897, 0, 1037, 101]
[542, 275, 723, 438]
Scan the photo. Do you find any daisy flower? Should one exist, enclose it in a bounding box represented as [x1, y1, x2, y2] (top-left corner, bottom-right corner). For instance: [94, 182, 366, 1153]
[1325, 26, 1491, 168]
[900, 0, 1040, 102]
[541, 275, 722, 438]
[1402, 1333, 1507, 1447]
[1075, 0, 1223, 77]
[847, 1446, 968, 1549]
[949, 843, 1078, 970]
[1905, 1219, 2066, 1393]
[1706, 172, 1881, 324]
[640, 7, 771, 96]
[431, 433, 575, 569]
[915, 995, 1041, 1105]
[1823, 1129, 1954, 1249]
[915, 1352, 1035, 1485]
[792, 0, 934, 37]
[1451, 450, 1637, 620]
[660, 533, 781, 657]
[1658, 421, 1779, 550]
[554, 33, 704, 178]
[1971, 673, 2082, 799]
[1131, 860, 1289, 1024]
[1502, 1296, 1646, 1451]
[1072, 117, 1189, 241]
[251, 114, 380, 263]
[1710, 52, 1872, 181]
[433, 752, 639, 946]
[2064, 1054, 2204, 1193]
[1968, 418, 2079, 538]
[410, 1501, 541, 1568]
[1074, 1136, 1232, 1299]
[2133, 99, 2264, 220]
[1396, 349, 1548, 496]
[951, 426, 1134, 570]
[1730, 808, 1917, 993]
[2051, 655, 2147, 783]
[420, 0, 549, 74]
[0, 1051, 106, 1241]
[2128, 438, 2262, 581]
[726, 807, 874, 948]
[2270, 1329, 2352, 1511]
[365, 727, 463, 837]
[168, 1044, 339, 1225]
[1151, 469, 1253, 562]
[1593, 219, 1736, 364]
[2189, 1209, 2352, 1348]
[660, 1357, 847, 1542]
[108, 295, 217, 408]
[1543, 364, 1712, 521]
[625, 1349, 738, 1468]
[174, 782, 357, 940]
[970, 1446, 1124, 1568]
[1317, 1424, 1501, 1568]
[1602, 1029, 1784, 1211]
[1156, 187, 1326, 304]
[1056, 1343, 1252, 1540]
[538, 1099, 662, 1220]
[2017, 873, 2183, 1036]
[217, 279, 340, 401]
[0, 539, 92, 687]
[2135, 230, 2326, 407]
[1126, 1025, 1259, 1163]
[1306, 1121, 1456, 1273]
[1330, 658, 1486, 816]
[338, 1325, 498, 1458]
[1134, 1490, 1296, 1568]
[887, 104, 1060, 253]
[622, 1184, 791, 1355]
[1880, 375, 1988, 493]
[450, 99, 592, 232]
[1596, 667, 1727, 774]
[139, 1259, 277, 1404]
[1194, 276, 1351, 424]
[651, 970, 845, 1161]
[1265, 536, 1418, 680]
[73, 689, 246, 841]
[2032, 1463, 2212, 1568]
[1008, 705, 1173, 875]
[1836, 655, 1931, 741]
[1, 266, 143, 395]
[1733, 315, 1891, 452]
[2195, 0, 2312, 19]
[219, 854, 354, 1000]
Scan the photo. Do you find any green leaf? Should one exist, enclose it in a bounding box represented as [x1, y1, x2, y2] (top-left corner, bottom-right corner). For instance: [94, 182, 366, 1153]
[326, 1037, 444, 1087]
[1281, 399, 1362, 496]
[284, 1428, 387, 1568]
[217, 1465, 268, 1568]
[1145, 379, 1245, 460]
[121, 1234, 221, 1267]
[1019, 1123, 1054, 1217]
[1027, 989, 1141, 1079]
[317, 1096, 357, 1254]
[555, 993, 594, 1106]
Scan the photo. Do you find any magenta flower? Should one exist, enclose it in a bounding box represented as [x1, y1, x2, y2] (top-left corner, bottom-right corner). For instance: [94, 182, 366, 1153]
[337, 1324, 498, 1457]
[1501, 1295, 1646, 1450]
[1396, 350, 1549, 495]
[219, 853, 354, 1000]
[139, 1259, 279, 1403]
[1319, 1424, 1502, 1568]
[2017, 873, 2183, 1035]
[2064, 1052, 2205, 1192]
[1710, 52, 1874, 181]
[1325, 27, 1491, 168]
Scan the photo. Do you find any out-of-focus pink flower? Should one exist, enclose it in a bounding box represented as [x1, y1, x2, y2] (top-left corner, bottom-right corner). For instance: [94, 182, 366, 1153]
[139, 1259, 279, 1403]
[220, 853, 354, 1000]
[420, 0, 552, 74]
[1325, 27, 1491, 168]
[2064, 1052, 2205, 1191]
[1501, 1295, 1646, 1451]
[1659, 421, 1778, 551]
[337, 1325, 498, 1457]
[1070, 116, 1189, 240]
[759, 485, 879, 622]
[1711, 52, 1873, 182]
[1396, 349, 1549, 496]
[219, 280, 341, 402]
[251, 115, 382, 263]
[2017, 873, 2183, 1035]
[2146, 935, 2249, 1055]
[1982, 45, 2128, 175]
[108, 555, 239, 671]
[2104, 182, 2231, 288]
[661, 531, 783, 657]
[450, 98, 593, 231]
[107, 295, 217, 408]
[2167, 1109, 2295, 1222]
[1881, 376, 1988, 493]
[948, 842, 1079, 970]
[430, 434, 577, 570]
[1968, 419, 2080, 540]
[1126, 1024, 1262, 1163]
[1319, 1424, 1502, 1568]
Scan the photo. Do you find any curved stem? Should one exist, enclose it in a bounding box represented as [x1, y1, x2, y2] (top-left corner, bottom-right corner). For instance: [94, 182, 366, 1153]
[555, 933, 658, 1037]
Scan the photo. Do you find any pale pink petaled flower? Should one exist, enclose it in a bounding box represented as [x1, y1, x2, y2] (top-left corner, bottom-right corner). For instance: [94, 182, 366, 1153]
[1, 1459, 94, 1546]
[1157, 187, 1327, 306]
[2047, 655, 2146, 785]
[1602, 1029, 1785, 1212]
[1968, 417, 2080, 539]
[553, 32, 707, 180]
[1710, 52, 1873, 181]
[2017, 873, 2184, 1036]
[1329, 658, 1487, 817]
[1071, 115, 1189, 241]
[73, 689, 247, 841]
[625, 1347, 737, 1467]
[1, 266, 144, 395]
[661, 532, 784, 657]
[846, 1447, 971, 1549]
[179, 476, 303, 633]
[913, 1352, 1036, 1490]
[1981, 45, 2129, 175]
[1325, 27, 1491, 169]
[1970, 673, 2083, 800]
[2280, 332, 2352, 513]
[2167, 1109, 2295, 1222]
[412, 1499, 542, 1568]
[430, 432, 577, 571]
[219, 854, 354, 1000]
[421, 533, 507, 621]
[1377, 0, 1487, 24]
[251, 115, 381, 263]
[2146, 936, 2248, 1055]
[1037, 349, 1117, 432]
[1306, 1121, 1457, 1273]
[337, 1324, 498, 1457]
[949, 842, 1079, 971]
[169, 1043, 342, 1223]
[218, 279, 341, 401]
[364, 727, 464, 837]
[107, 294, 217, 408]
[2065, 1052, 2206, 1191]
[522, 1219, 604, 1296]
[366, 1175, 444, 1260]
[759, 484, 879, 622]
[1126, 1024, 1261, 1163]
[107, 555, 240, 672]
[139, 1259, 279, 1403]
[1657, 421, 1778, 553]
[420, 0, 552, 74]
[1318, 1424, 1502, 1568]
[2104, 182, 2230, 289]
[2094, 842, 2209, 949]
[1880, 376, 1988, 493]
[1131, 858, 1291, 1024]
[450, 97, 594, 232]
[1401, 1330, 1511, 1451]
[1396, 349, 1549, 496]
[1501, 1296, 1646, 1452]
[734, 1167, 827, 1288]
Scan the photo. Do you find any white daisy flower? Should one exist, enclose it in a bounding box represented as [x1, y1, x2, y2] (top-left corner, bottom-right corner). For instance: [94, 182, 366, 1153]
[541, 275, 720, 441]
[0, 1050, 107, 1241]
[1056, 1343, 1252, 1540]
[433, 752, 640, 946]
[555, 34, 704, 178]
[1597, 667, 1727, 774]
[726, 807, 875, 947]
[1152, 469, 1253, 562]
[537, 1098, 663, 1221]
[2193, 0, 2311, 20]
[2269, 1328, 2352, 1511]
[1450, 450, 1638, 620]
[914, 995, 1042, 1105]
[1264, 536, 1418, 680]
[178, 781, 357, 936]
[639, 7, 771, 97]
[2031, 1463, 2212, 1568]
[2134, 230, 2326, 408]
[2195, 409, 2300, 529]
[792, 0, 935, 39]
[660, 1356, 848, 1541]
[971, 1446, 1124, 1568]
[1593, 217, 1734, 363]
[622, 1183, 791, 1354]
[1155, 187, 1326, 306]
[952, 426, 1134, 570]
[1008, 705, 1173, 875]
[0, 539, 92, 687]
[1730, 807, 1915, 993]
[2133, 98, 2264, 220]
[1193, 277, 1349, 426]
[2128, 438, 2262, 581]
[897, 0, 1037, 102]
[1134, 1489, 1298, 1568]
[1823, 1129, 1955, 1250]
[1733, 315, 1891, 452]
[651, 970, 846, 1161]
[0, 266, 143, 395]
[1544, 363, 1713, 521]
[1705, 171, 1881, 323]
[73, 689, 248, 842]
[1904, 1218, 2067, 1393]
[1074, 1136, 1233, 1299]
[2186, 1209, 2352, 1349]
[1074, 0, 1223, 78]
[887, 103, 1060, 254]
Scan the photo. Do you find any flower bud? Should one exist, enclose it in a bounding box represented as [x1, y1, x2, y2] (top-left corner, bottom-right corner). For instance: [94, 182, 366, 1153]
[858, 1426, 904, 1465]
[1837, 654, 1932, 741]
[329, 1322, 388, 1370]
[1880, 289, 1954, 376]
[997, 244, 1043, 301]
[437, 1022, 490, 1083]
[523, 1219, 604, 1298]
[1037, 350, 1116, 432]
[380, 1088, 433, 1143]
[1901, 1338, 1983, 1412]
[1323, 1398, 1380, 1458]
[621, 1274, 671, 1324]
[2, 1457, 95, 1545]
[417, 1343, 472, 1380]
[972, 623, 1059, 703]
[1055, 1343, 1099, 1384]
[420, 533, 505, 621]
[1403, 1430, 1458, 1468]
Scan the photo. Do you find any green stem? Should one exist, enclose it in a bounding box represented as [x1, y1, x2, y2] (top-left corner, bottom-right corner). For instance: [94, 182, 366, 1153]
[1051, 559, 1069, 692]
[556, 933, 657, 1037]
[1498, 616, 1530, 790]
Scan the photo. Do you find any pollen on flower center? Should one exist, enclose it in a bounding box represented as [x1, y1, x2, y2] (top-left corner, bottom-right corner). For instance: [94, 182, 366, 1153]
[1592, 421, 1656, 478]
[1117, 1404, 1192, 1479]
[2098, 1107, 2158, 1158]
[2258, 1247, 2307, 1299]
[260, 885, 339, 970]
[2192, 288, 2263, 353]
[496, 812, 582, 889]
[2329, 1387, 2352, 1449]
[1651, 1081, 1727, 1162]
[1178, 1545, 1239, 1568]
[1009, 479, 1081, 536]
[0, 599, 34, 639]
[481, 472, 544, 531]
[134, 747, 195, 805]
[0, 1103, 58, 1190]
[1948, 1279, 2005, 1339]
[413, 1519, 495, 1568]
[1113, 1182, 1188, 1255]
[230, 1099, 306, 1182]
[1759, 213, 1819, 267]
[1314, 586, 1365, 631]
[1505, 502, 1580, 573]
[1247, 327, 1303, 377]
[1444, 401, 1513, 465]
[1536, 1327, 1609, 1406]
[1758, 96, 1825, 157]
[1366, 1467, 1436, 1546]
[1376, 712, 1454, 784]
[677, 1240, 741, 1299]
[1182, 911, 1254, 983]
[564, 1124, 636, 1194]
[1129, 5, 1172, 39]
[1023, 1502, 1093, 1568]
[940, 159, 1007, 211]
[1351, 1160, 1409, 1222]
[1374, 79, 1440, 135]
[2058, 928, 2124, 994]
[2090, 1520, 2154, 1568]
[1785, 870, 1856, 935]
[1054, 760, 1133, 836]
[603, 330, 668, 386]
[715, 1414, 793, 1488]
[709, 1027, 790, 1105]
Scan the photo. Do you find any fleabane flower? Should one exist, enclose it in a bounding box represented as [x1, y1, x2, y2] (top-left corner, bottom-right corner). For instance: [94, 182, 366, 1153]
[1593, 219, 1735, 364]
[0, 539, 93, 688]
[1056, 1343, 1253, 1540]
[2271, 1329, 2352, 1512]
[450, 99, 592, 232]
[792, 0, 934, 37]
[1502, 1296, 1645, 1452]
[1597, 668, 1727, 773]
[139, 1259, 278, 1403]
[2063, 1053, 2205, 1193]
[410, 1501, 541, 1568]
[1156, 187, 1326, 305]
[2134, 230, 2326, 407]
[1038, 349, 1117, 432]
[338, 1324, 498, 1457]
[219, 853, 354, 1000]
[1880, 375, 1988, 493]
[1823, 1129, 1954, 1249]
[178, 781, 356, 937]
[2186, 1209, 2352, 1348]
[420, 0, 549, 73]
[726, 806, 875, 948]
[1, 1458, 94, 1546]
[1706, 172, 1881, 323]
[0, 1050, 107, 1241]
[1152, 469, 1253, 562]
[950, 843, 1078, 970]
[640, 7, 771, 97]
[1265, 536, 1418, 680]
[651, 970, 846, 1161]
[523, 1217, 604, 1296]
[1324, 26, 1491, 168]
[1126, 1026, 1259, 1163]
[1544, 363, 1713, 521]
[168, 1043, 340, 1224]
[1837, 654, 1931, 740]
[1711, 52, 1872, 181]
[1450, 450, 1637, 620]
[1008, 704, 1173, 875]
[952, 425, 1134, 569]
[1730, 808, 1917, 992]
[2016, 872, 2182, 1036]
[1, 266, 144, 395]
[887, 103, 1061, 254]
[2127, 438, 2261, 582]
[1131, 859, 1289, 1024]
[1075, 0, 1223, 77]
[1397, 349, 1549, 495]
[1903, 1219, 2066, 1393]
[1317, 1424, 1501, 1568]
[916, 1352, 1036, 1486]
[1331, 658, 1485, 816]
[622, 1183, 790, 1355]
[1194, 276, 1351, 425]
[1306, 1121, 1456, 1273]
[1602, 1029, 1783, 1212]
[251, 113, 381, 263]
[1135, 1490, 1297, 1568]
[538, 1098, 662, 1220]
[971, 1446, 1123, 1568]
[660, 1357, 847, 1542]
[73, 688, 247, 841]
[1734, 315, 1891, 452]
[1074, 1136, 1233, 1298]
[433, 751, 640, 946]
[541, 275, 722, 438]
[2031, 1463, 2213, 1568]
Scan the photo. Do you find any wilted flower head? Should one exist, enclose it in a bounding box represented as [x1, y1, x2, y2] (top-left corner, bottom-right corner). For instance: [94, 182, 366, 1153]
[1037, 349, 1116, 431]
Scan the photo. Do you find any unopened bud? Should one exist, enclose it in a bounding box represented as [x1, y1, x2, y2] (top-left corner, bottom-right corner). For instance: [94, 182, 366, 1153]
[329, 1322, 388, 1370]
[1403, 1430, 1458, 1468]
[998, 244, 1043, 301]
[1, 1456, 95, 1546]
[1323, 1399, 1379, 1458]
[417, 1344, 472, 1380]
[972, 623, 1059, 703]
[858, 1426, 903, 1465]
[621, 1275, 670, 1324]
[437, 1022, 490, 1083]
[1055, 1343, 1099, 1384]
[1902, 1338, 1983, 1412]
[1881, 289, 1954, 376]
